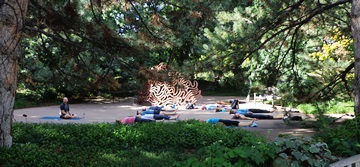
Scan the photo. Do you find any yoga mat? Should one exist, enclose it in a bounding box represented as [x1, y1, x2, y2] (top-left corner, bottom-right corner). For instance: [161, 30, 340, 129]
[242, 122, 258, 128]
[39, 116, 83, 120]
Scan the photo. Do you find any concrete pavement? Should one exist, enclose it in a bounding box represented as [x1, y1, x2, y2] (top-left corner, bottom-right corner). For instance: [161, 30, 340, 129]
[14, 96, 317, 140]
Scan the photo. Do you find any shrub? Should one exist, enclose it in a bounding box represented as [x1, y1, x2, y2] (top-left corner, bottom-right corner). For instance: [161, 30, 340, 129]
[296, 104, 318, 114]
[272, 136, 338, 167]
[1, 121, 345, 167]
[314, 118, 360, 157]
[296, 101, 354, 115]
[1, 121, 268, 167]
[174, 140, 276, 167]
[112, 119, 266, 150]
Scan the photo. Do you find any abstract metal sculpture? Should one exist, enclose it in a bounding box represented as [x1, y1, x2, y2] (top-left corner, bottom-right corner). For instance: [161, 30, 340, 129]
[137, 63, 202, 106]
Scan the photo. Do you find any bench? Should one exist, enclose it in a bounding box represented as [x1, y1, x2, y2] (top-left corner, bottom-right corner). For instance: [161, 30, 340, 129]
[253, 87, 282, 107]
[329, 154, 360, 167]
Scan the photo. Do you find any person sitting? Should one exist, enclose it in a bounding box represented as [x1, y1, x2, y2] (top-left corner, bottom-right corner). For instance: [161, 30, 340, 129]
[116, 115, 154, 124]
[206, 118, 256, 127]
[59, 97, 77, 119]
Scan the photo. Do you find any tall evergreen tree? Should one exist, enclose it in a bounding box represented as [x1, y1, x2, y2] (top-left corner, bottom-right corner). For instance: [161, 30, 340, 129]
[0, 0, 29, 147]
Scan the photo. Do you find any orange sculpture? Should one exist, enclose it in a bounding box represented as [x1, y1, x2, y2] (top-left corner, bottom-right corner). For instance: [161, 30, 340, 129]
[137, 63, 202, 106]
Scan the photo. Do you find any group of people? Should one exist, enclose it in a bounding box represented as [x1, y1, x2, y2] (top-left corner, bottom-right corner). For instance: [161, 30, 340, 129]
[115, 106, 180, 124]
[59, 97, 289, 127]
[198, 100, 286, 119]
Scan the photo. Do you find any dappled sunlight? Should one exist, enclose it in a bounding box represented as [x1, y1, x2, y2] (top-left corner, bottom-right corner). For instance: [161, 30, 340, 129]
[14, 95, 321, 141]
[100, 153, 124, 162]
[252, 128, 317, 140]
[98, 150, 177, 166]
[279, 129, 316, 138]
[119, 105, 136, 108]
[177, 111, 217, 115]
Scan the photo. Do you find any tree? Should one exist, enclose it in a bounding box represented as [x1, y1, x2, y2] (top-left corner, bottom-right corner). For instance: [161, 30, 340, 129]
[352, 0, 360, 116]
[21, 0, 140, 98]
[194, 0, 354, 103]
[0, 0, 29, 147]
[18, 0, 251, 98]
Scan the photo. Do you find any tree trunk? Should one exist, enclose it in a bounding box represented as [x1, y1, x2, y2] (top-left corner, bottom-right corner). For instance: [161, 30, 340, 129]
[0, 0, 28, 147]
[353, 0, 360, 117]
[353, 1, 360, 138]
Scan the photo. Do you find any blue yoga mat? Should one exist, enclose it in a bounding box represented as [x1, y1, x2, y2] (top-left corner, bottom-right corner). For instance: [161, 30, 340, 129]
[242, 122, 258, 128]
[224, 123, 258, 129]
[39, 116, 83, 120]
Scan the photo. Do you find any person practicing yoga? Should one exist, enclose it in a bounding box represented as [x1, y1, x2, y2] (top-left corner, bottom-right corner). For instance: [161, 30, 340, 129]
[230, 108, 283, 120]
[229, 108, 275, 114]
[140, 114, 180, 120]
[232, 113, 284, 119]
[138, 108, 176, 116]
[185, 101, 199, 109]
[59, 97, 77, 119]
[116, 115, 154, 124]
[141, 105, 177, 114]
[206, 118, 257, 127]
[201, 103, 228, 110]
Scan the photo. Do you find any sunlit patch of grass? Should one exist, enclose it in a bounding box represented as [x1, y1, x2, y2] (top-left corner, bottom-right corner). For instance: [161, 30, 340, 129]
[296, 100, 354, 115]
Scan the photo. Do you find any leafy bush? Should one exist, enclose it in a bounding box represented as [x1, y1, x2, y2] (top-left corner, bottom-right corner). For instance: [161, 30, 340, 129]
[177, 135, 340, 167]
[0, 120, 346, 167]
[297, 100, 354, 115]
[174, 140, 276, 167]
[315, 118, 360, 157]
[112, 119, 266, 150]
[297, 104, 318, 114]
[0, 121, 268, 167]
[272, 136, 338, 167]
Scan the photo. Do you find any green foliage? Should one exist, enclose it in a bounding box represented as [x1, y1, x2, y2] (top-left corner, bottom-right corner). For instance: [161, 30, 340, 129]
[1, 120, 349, 166]
[315, 118, 360, 157]
[175, 140, 276, 167]
[192, 0, 353, 104]
[14, 98, 38, 109]
[1, 121, 269, 167]
[18, 0, 355, 105]
[297, 100, 354, 115]
[112, 119, 266, 150]
[14, 89, 59, 109]
[296, 104, 318, 115]
[273, 136, 338, 167]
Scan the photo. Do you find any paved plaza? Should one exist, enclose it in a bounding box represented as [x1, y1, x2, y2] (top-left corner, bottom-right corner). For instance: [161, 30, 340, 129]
[14, 96, 320, 140]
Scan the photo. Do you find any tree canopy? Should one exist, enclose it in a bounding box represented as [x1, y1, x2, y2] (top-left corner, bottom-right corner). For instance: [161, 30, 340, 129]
[17, 0, 354, 105]
[0, 0, 357, 106]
